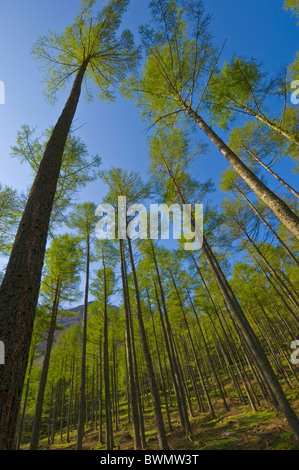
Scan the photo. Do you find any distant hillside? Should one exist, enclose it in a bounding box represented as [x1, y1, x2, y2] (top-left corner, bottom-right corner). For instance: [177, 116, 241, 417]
[36, 301, 119, 365]
[36, 301, 95, 363]
[57, 301, 95, 329]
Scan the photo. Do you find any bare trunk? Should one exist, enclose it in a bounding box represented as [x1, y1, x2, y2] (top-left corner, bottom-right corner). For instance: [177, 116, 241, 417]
[30, 283, 60, 449]
[119, 240, 142, 450]
[183, 104, 299, 239]
[0, 59, 89, 450]
[76, 233, 90, 450]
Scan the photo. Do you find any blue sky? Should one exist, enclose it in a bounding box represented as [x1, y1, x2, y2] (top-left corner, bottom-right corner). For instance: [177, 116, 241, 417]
[0, 1, 298, 304]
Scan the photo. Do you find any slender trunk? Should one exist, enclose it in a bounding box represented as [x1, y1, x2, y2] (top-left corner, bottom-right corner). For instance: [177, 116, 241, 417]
[66, 358, 75, 444]
[127, 238, 169, 450]
[243, 147, 299, 200]
[236, 186, 299, 266]
[0, 59, 89, 450]
[167, 162, 299, 439]
[30, 283, 60, 449]
[128, 298, 146, 448]
[153, 281, 185, 424]
[119, 240, 142, 450]
[183, 103, 299, 239]
[76, 233, 90, 450]
[124, 246, 146, 448]
[146, 289, 173, 431]
[170, 272, 215, 418]
[150, 242, 192, 438]
[60, 365, 66, 441]
[103, 258, 113, 450]
[98, 336, 104, 444]
[185, 287, 229, 411]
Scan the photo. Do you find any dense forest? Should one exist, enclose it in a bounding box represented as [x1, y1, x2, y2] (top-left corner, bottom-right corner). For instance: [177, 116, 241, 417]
[0, 0, 298, 453]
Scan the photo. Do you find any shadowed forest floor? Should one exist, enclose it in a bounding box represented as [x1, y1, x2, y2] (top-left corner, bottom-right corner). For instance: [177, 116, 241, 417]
[21, 381, 299, 451]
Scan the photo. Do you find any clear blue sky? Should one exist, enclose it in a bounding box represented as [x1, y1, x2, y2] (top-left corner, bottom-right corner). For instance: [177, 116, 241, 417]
[0, 1, 298, 305]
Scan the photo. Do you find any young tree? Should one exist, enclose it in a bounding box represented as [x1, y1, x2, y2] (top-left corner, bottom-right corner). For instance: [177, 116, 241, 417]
[91, 239, 118, 450]
[67, 202, 97, 450]
[10, 124, 101, 230]
[0, 184, 24, 256]
[0, 0, 139, 449]
[148, 125, 299, 440]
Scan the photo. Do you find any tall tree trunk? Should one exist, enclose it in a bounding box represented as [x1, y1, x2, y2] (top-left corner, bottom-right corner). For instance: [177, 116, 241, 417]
[150, 242, 193, 439]
[146, 289, 173, 431]
[119, 240, 142, 450]
[102, 257, 113, 450]
[166, 162, 299, 439]
[76, 233, 90, 450]
[182, 103, 299, 239]
[243, 147, 299, 200]
[170, 272, 215, 418]
[30, 282, 60, 449]
[0, 58, 89, 450]
[185, 287, 230, 412]
[66, 358, 75, 444]
[127, 238, 169, 450]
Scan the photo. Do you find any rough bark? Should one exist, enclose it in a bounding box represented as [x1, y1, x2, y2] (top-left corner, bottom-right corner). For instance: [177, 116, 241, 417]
[0, 59, 89, 450]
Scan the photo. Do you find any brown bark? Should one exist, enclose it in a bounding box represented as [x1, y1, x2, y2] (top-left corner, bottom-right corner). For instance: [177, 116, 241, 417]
[0, 59, 89, 450]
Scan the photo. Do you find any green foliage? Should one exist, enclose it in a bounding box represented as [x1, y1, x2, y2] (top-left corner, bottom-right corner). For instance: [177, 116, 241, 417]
[11, 124, 101, 228]
[206, 56, 273, 129]
[284, 0, 299, 21]
[67, 201, 97, 240]
[0, 184, 24, 255]
[32, 0, 140, 103]
[12, 0, 299, 451]
[122, 0, 216, 126]
[42, 233, 82, 304]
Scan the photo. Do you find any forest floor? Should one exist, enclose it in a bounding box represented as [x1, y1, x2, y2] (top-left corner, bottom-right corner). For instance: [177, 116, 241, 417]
[22, 381, 299, 451]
